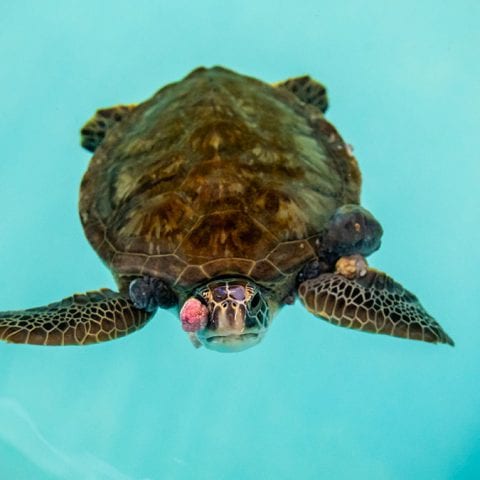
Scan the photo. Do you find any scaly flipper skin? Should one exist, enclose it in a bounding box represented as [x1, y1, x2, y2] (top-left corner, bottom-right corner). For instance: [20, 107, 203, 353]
[80, 105, 136, 152]
[298, 270, 454, 345]
[275, 76, 329, 112]
[0, 289, 154, 345]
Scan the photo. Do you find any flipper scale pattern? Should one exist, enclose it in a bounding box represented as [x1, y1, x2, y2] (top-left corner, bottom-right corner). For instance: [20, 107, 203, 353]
[0, 289, 154, 346]
[298, 270, 454, 345]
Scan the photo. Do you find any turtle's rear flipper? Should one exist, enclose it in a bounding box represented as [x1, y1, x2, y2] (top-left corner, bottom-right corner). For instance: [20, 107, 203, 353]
[80, 105, 136, 152]
[298, 270, 454, 346]
[0, 289, 155, 345]
[275, 76, 328, 113]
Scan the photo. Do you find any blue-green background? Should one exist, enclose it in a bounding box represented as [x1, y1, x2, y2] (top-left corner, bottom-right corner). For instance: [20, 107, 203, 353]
[0, 1, 478, 479]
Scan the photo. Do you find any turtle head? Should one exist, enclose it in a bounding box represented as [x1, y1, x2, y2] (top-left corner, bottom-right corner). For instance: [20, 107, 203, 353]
[180, 279, 272, 353]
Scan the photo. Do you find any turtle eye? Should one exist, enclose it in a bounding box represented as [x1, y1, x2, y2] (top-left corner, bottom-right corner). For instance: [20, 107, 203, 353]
[196, 293, 209, 306]
[246, 292, 269, 329]
[212, 286, 228, 301]
[250, 293, 261, 310]
[229, 285, 246, 301]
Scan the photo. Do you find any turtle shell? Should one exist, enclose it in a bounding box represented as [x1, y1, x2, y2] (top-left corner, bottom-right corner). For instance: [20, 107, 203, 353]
[79, 67, 361, 301]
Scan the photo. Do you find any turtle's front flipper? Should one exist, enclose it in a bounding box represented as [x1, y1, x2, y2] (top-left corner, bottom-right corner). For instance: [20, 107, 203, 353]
[0, 289, 155, 345]
[298, 268, 454, 346]
[275, 76, 328, 113]
[80, 105, 136, 152]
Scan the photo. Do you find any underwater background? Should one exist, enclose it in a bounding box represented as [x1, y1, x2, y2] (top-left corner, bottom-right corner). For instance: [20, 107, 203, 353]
[0, 1, 478, 479]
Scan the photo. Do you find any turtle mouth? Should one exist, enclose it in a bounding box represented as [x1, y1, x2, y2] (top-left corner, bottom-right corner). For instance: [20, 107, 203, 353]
[200, 332, 263, 352]
[206, 333, 259, 343]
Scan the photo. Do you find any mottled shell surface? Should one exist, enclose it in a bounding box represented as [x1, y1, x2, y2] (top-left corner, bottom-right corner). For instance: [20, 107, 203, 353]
[80, 67, 361, 301]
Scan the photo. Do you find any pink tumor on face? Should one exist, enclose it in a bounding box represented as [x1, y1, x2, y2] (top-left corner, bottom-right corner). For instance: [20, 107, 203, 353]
[180, 298, 209, 332]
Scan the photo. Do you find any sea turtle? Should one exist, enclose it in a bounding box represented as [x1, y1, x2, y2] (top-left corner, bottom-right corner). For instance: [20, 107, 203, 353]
[0, 66, 453, 352]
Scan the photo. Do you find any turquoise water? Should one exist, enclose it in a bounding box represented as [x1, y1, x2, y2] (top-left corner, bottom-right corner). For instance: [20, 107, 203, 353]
[0, 1, 478, 478]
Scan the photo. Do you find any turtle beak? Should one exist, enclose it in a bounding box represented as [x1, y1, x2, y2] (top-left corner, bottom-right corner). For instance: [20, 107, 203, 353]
[196, 300, 266, 352]
[209, 299, 248, 335]
[201, 331, 264, 352]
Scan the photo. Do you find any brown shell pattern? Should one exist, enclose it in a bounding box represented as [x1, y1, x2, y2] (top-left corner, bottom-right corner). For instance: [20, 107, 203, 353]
[79, 67, 361, 299]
